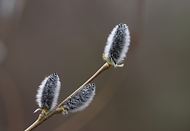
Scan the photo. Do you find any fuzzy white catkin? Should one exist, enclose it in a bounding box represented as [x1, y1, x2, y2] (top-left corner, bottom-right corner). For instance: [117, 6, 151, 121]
[103, 23, 130, 66]
[36, 73, 61, 111]
[63, 83, 96, 114]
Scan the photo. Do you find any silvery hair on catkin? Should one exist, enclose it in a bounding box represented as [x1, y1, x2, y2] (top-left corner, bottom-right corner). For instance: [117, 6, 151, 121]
[103, 23, 130, 67]
[36, 73, 61, 112]
[62, 83, 96, 114]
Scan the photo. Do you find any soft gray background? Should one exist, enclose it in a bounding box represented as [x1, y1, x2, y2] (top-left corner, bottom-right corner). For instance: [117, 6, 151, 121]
[0, 0, 190, 131]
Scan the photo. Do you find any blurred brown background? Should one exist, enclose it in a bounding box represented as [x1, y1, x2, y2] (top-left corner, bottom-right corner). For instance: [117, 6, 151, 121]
[0, 0, 190, 131]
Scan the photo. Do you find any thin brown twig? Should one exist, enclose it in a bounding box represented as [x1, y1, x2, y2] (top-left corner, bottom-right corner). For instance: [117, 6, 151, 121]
[24, 62, 111, 131]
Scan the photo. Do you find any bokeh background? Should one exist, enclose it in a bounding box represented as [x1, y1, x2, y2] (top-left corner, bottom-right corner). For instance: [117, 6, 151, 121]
[0, 0, 190, 131]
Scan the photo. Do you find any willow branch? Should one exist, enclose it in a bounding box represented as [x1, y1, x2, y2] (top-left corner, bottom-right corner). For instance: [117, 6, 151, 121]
[24, 62, 111, 131]
[58, 62, 110, 106]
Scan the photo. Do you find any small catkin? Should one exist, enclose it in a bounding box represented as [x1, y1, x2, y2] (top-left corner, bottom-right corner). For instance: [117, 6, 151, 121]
[36, 72, 61, 111]
[103, 23, 130, 67]
[63, 83, 96, 114]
